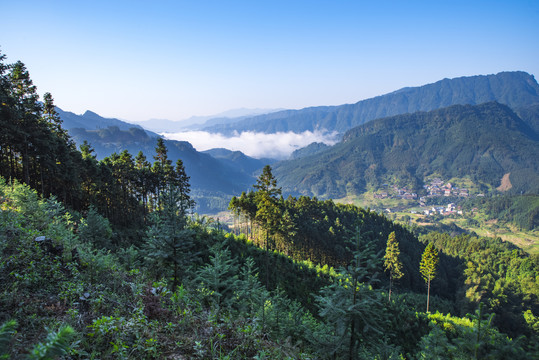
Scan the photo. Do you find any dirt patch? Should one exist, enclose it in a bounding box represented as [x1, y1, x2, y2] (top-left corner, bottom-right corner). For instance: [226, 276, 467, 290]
[497, 172, 512, 192]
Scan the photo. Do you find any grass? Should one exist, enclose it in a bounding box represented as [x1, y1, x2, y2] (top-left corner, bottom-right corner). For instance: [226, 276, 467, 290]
[335, 193, 416, 211]
[437, 217, 539, 254]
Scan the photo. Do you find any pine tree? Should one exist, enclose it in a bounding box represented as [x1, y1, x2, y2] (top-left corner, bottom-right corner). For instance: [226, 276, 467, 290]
[144, 185, 195, 289]
[8, 61, 41, 185]
[152, 138, 174, 207]
[135, 151, 152, 215]
[253, 165, 281, 286]
[79, 205, 113, 249]
[420, 242, 439, 313]
[253, 165, 282, 248]
[384, 231, 404, 301]
[195, 242, 240, 316]
[314, 226, 384, 359]
[42, 92, 68, 140]
[234, 257, 268, 318]
[174, 159, 195, 216]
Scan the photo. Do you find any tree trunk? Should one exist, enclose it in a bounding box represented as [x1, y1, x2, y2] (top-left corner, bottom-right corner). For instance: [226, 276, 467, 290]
[389, 272, 393, 302]
[426, 275, 431, 313]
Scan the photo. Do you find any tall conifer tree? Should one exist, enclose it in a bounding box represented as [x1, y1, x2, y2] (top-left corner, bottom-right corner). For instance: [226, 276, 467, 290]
[314, 226, 383, 359]
[145, 185, 195, 289]
[384, 231, 404, 301]
[420, 242, 439, 313]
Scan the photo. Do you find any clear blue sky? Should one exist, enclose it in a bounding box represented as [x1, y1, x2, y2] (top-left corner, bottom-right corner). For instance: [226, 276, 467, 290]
[2, 0, 538, 122]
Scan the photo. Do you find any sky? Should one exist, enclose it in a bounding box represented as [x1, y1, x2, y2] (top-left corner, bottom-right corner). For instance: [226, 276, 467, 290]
[2, 0, 539, 124]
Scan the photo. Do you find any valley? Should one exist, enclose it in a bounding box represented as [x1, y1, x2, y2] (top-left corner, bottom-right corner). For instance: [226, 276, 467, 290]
[56, 72, 539, 252]
[1, 50, 538, 358]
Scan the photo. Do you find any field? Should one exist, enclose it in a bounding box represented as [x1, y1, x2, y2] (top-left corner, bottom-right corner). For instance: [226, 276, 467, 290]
[336, 193, 539, 254]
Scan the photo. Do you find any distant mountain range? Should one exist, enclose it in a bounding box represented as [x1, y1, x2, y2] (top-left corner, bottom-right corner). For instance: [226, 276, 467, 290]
[204, 71, 539, 135]
[56, 108, 149, 133]
[58, 110, 268, 213]
[273, 102, 539, 198]
[133, 108, 283, 133]
[58, 71, 539, 212]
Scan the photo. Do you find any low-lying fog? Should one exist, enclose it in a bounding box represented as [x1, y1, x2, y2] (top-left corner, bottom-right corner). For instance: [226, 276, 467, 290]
[163, 130, 339, 160]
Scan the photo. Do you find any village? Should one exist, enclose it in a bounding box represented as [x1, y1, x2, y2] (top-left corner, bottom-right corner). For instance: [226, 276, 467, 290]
[373, 177, 484, 217]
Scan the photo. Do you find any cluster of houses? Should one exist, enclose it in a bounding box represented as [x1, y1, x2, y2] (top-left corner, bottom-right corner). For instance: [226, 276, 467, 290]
[373, 184, 418, 200]
[421, 203, 464, 216]
[423, 178, 469, 198]
[375, 178, 478, 218]
[374, 178, 470, 201]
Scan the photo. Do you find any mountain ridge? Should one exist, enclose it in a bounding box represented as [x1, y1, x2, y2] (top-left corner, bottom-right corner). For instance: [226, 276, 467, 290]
[204, 71, 539, 135]
[273, 101, 539, 198]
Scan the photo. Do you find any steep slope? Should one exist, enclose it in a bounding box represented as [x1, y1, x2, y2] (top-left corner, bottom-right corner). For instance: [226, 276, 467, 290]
[516, 103, 539, 135]
[69, 126, 255, 195]
[202, 148, 271, 176]
[206, 71, 539, 134]
[273, 102, 539, 198]
[289, 142, 330, 160]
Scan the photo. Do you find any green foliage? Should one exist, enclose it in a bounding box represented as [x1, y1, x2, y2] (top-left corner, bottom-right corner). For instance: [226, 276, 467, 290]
[464, 194, 539, 231]
[420, 242, 439, 312]
[416, 306, 530, 359]
[144, 185, 196, 288]
[78, 205, 113, 249]
[419, 243, 439, 284]
[420, 231, 539, 338]
[195, 243, 240, 315]
[2, 171, 539, 358]
[0, 320, 17, 359]
[274, 101, 539, 198]
[234, 257, 268, 318]
[0, 320, 74, 360]
[384, 231, 404, 301]
[28, 325, 75, 360]
[313, 228, 386, 359]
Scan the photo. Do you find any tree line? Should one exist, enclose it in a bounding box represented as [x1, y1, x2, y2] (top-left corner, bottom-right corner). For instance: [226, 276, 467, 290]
[0, 49, 197, 246]
[2, 48, 538, 358]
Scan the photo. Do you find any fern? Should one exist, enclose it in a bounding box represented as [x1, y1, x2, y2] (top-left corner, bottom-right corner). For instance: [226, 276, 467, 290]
[28, 325, 75, 360]
[0, 320, 17, 359]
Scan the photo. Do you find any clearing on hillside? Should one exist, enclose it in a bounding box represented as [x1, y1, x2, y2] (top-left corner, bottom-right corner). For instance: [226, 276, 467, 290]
[497, 172, 512, 192]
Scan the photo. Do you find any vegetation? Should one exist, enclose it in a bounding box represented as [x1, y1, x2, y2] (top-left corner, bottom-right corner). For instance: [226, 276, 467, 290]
[275, 101, 539, 199]
[419, 243, 439, 312]
[384, 231, 404, 301]
[2, 48, 539, 358]
[463, 194, 539, 231]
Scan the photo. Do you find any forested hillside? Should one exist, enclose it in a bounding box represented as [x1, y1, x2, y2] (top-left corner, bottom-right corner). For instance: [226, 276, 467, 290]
[2, 49, 539, 359]
[0, 57, 261, 214]
[205, 71, 539, 134]
[274, 102, 539, 198]
[2, 173, 538, 358]
[68, 126, 256, 207]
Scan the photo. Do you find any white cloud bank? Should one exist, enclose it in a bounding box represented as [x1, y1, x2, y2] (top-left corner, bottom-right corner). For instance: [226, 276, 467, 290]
[162, 130, 340, 159]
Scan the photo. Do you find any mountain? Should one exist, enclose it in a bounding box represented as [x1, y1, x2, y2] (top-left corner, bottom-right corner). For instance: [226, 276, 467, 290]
[67, 126, 258, 209]
[516, 103, 539, 135]
[204, 71, 539, 135]
[202, 148, 272, 176]
[58, 109, 265, 213]
[290, 142, 330, 160]
[135, 108, 283, 133]
[57, 108, 148, 133]
[273, 102, 539, 198]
